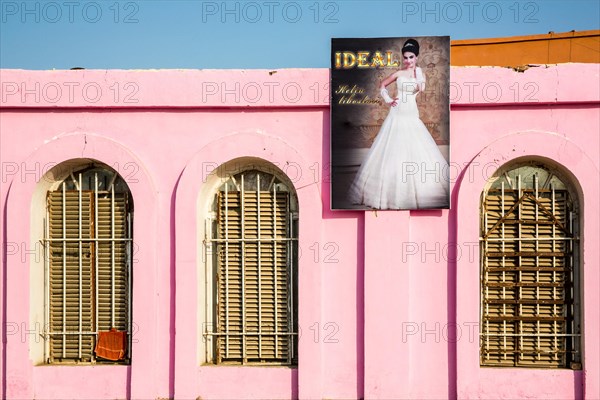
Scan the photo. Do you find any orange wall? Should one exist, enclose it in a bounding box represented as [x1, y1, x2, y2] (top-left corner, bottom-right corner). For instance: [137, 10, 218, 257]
[451, 30, 600, 66]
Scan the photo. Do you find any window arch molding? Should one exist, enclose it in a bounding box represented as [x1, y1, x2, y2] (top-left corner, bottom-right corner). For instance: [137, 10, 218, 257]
[454, 131, 598, 399]
[174, 131, 324, 399]
[4, 132, 159, 399]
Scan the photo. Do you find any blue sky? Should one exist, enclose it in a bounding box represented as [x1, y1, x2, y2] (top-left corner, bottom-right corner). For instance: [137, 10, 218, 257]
[0, 0, 599, 69]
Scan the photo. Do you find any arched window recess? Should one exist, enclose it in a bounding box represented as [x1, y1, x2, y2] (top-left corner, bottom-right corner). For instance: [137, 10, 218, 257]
[480, 161, 581, 369]
[42, 163, 133, 364]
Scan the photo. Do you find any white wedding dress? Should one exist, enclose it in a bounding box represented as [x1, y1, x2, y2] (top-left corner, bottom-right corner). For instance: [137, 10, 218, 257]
[348, 73, 449, 209]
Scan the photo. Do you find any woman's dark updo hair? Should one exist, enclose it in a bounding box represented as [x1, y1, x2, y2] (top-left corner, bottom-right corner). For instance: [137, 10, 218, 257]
[402, 38, 420, 56]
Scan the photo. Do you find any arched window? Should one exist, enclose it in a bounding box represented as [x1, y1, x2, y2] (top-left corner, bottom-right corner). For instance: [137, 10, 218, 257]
[480, 162, 581, 368]
[44, 164, 133, 364]
[203, 168, 298, 365]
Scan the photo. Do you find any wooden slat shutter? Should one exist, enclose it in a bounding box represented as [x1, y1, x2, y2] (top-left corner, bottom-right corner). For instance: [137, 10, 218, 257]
[96, 194, 129, 333]
[48, 191, 94, 361]
[481, 185, 578, 368]
[215, 187, 293, 364]
[47, 185, 130, 363]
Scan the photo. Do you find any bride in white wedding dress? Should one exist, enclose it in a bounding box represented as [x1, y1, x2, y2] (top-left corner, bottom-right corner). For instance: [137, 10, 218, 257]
[348, 38, 449, 209]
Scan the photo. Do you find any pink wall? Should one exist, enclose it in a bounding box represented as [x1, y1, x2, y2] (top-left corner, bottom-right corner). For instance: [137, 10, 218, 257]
[0, 65, 598, 399]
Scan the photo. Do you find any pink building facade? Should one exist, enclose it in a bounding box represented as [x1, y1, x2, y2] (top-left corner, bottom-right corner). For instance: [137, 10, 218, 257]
[0, 64, 598, 399]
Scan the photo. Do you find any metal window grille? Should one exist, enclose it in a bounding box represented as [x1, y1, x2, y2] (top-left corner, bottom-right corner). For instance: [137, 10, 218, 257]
[204, 170, 298, 365]
[480, 164, 581, 368]
[43, 168, 132, 363]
